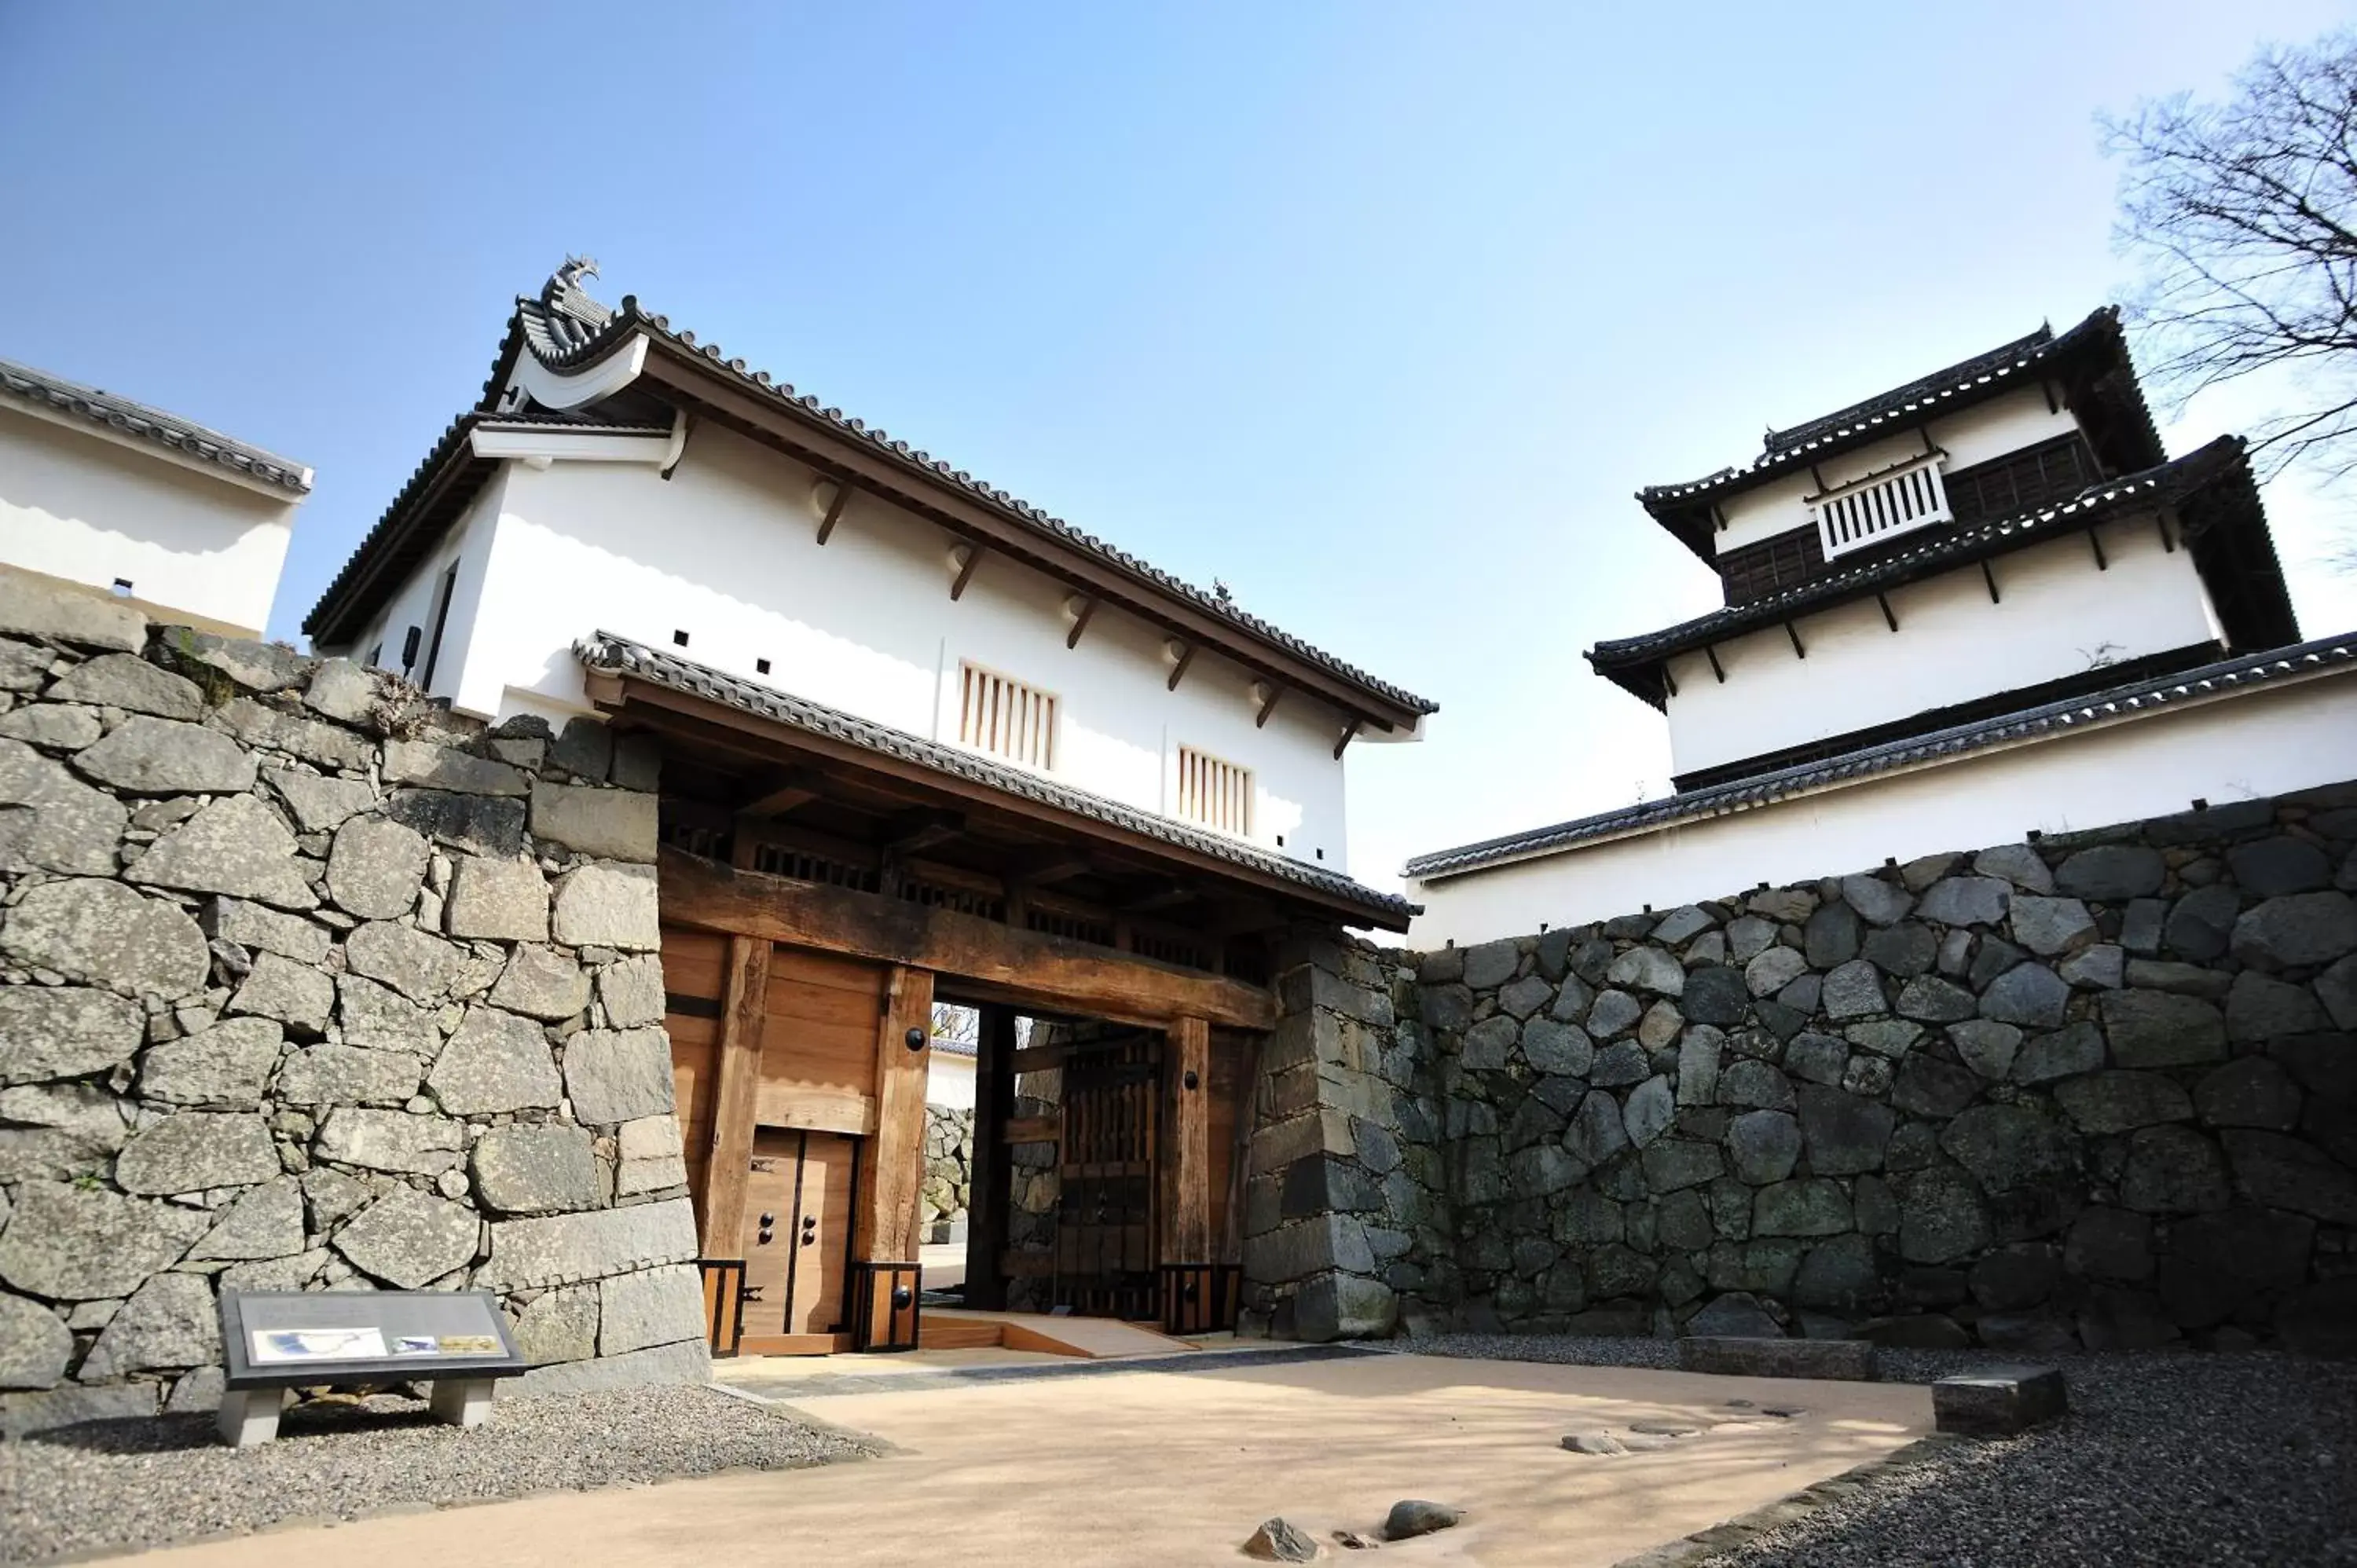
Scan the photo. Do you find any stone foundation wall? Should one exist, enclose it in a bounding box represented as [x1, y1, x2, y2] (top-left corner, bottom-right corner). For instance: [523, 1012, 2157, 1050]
[921, 1105, 973, 1241]
[1382, 783, 2357, 1355]
[0, 570, 708, 1434]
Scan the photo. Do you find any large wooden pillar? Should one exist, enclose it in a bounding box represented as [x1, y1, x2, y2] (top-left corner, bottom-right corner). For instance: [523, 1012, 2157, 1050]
[699, 935, 771, 1255]
[1160, 1015, 1215, 1332]
[852, 963, 933, 1349]
[963, 1003, 1019, 1311]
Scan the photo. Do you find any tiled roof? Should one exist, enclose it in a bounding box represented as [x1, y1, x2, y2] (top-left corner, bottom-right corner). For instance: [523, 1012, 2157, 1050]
[509, 281, 1435, 719]
[1406, 630, 2357, 879]
[574, 631, 1420, 927]
[0, 354, 312, 494]
[1637, 307, 2151, 511]
[1588, 437, 2259, 705]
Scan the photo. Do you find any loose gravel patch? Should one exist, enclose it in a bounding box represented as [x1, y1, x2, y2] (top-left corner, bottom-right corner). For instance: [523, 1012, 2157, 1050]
[1385, 1335, 2357, 1567]
[0, 1384, 875, 1565]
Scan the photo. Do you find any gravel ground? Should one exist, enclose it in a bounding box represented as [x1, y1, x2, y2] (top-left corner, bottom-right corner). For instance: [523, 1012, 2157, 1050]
[0, 1384, 874, 1566]
[1387, 1335, 2357, 1566]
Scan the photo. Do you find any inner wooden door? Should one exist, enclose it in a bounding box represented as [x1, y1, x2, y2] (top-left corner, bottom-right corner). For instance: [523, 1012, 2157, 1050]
[739, 1127, 859, 1352]
[1053, 1032, 1161, 1321]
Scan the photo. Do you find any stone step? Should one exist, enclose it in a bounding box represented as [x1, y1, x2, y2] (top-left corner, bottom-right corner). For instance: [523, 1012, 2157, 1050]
[1931, 1365, 2069, 1435]
[1675, 1335, 1880, 1381]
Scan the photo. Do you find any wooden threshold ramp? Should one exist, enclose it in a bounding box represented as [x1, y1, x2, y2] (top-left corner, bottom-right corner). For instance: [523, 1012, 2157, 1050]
[918, 1309, 1197, 1359]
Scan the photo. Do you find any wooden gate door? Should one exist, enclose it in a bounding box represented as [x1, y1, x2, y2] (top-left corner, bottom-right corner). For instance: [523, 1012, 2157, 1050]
[1053, 1033, 1161, 1321]
[739, 1128, 859, 1354]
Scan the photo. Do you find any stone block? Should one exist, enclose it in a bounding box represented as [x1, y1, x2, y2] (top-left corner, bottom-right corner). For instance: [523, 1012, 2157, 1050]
[0, 1292, 74, 1390]
[383, 739, 530, 797]
[327, 816, 430, 920]
[215, 699, 375, 771]
[302, 658, 379, 724]
[511, 1283, 599, 1365]
[129, 791, 317, 910]
[1676, 1335, 1879, 1380]
[277, 1042, 425, 1107]
[73, 715, 255, 794]
[473, 1122, 602, 1214]
[563, 1027, 674, 1124]
[137, 1017, 284, 1106]
[387, 789, 527, 858]
[598, 954, 667, 1028]
[490, 945, 590, 1020]
[0, 984, 145, 1086]
[2231, 892, 2357, 969]
[113, 1110, 280, 1194]
[0, 737, 128, 874]
[188, 1175, 306, 1260]
[617, 1113, 690, 1195]
[1931, 1366, 2068, 1436]
[0, 703, 101, 749]
[225, 951, 335, 1038]
[475, 1196, 699, 1290]
[513, 1335, 710, 1394]
[313, 1105, 466, 1174]
[445, 855, 550, 942]
[333, 1184, 482, 1288]
[263, 768, 379, 834]
[0, 1380, 157, 1438]
[530, 780, 659, 863]
[78, 1271, 220, 1378]
[599, 1262, 706, 1355]
[0, 1181, 211, 1299]
[344, 919, 464, 1004]
[205, 897, 332, 965]
[2, 877, 210, 998]
[1291, 1270, 1398, 1341]
[551, 862, 662, 951]
[429, 1006, 563, 1115]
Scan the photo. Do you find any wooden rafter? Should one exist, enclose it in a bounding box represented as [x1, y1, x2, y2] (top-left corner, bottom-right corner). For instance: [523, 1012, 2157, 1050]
[884, 807, 964, 856]
[1876, 592, 1899, 632]
[1785, 621, 1806, 659]
[2087, 527, 2109, 571]
[739, 768, 821, 818]
[1981, 559, 2003, 603]
[1704, 644, 1726, 683]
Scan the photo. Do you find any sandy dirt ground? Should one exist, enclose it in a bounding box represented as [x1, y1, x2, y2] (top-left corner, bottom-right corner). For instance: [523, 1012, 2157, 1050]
[93, 1354, 1930, 1568]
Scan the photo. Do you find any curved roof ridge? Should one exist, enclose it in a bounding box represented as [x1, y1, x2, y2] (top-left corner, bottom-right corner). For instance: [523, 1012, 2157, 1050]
[504, 285, 1436, 717]
[1405, 628, 2357, 880]
[0, 354, 313, 494]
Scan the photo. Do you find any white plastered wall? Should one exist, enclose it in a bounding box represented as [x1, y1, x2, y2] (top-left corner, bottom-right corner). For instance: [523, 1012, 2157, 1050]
[1662, 510, 2223, 777]
[0, 405, 299, 636]
[339, 423, 1362, 872]
[924, 1053, 977, 1112]
[1406, 665, 2357, 947]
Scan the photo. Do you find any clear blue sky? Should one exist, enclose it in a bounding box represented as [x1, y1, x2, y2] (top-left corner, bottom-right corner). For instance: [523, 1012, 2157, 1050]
[4, 2, 2352, 888]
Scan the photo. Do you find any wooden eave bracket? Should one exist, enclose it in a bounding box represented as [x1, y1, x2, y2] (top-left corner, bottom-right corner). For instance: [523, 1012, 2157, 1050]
[1784, 621, 1806, 660]
[1164, 639, 1197, 692]
[1332, 717, 1362, 760]
[1981, 559, 2003, 603]
[949, 542, 984, 600]
[1876, 592, 1899, 632]
[2088, 526, 2110, 570]
[814, 478, 852, 545]
[1254, 683, 1284, 729]
[884, 808, 965, 856]
[1063, 594, 1098, 650]
[1703, 645, 1726, 683]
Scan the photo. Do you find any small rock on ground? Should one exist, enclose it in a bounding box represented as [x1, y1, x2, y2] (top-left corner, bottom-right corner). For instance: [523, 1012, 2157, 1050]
[1244, 1515, 1321, 1562]
[1384, 1499, 1465, 1541]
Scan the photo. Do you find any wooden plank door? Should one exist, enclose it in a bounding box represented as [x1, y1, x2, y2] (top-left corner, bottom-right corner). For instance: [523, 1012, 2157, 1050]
[1053, 1031, 1160, 1321]
[738, 1128, 859, 1353]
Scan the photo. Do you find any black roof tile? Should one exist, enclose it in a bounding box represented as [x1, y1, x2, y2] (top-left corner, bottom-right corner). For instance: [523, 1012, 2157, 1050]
[0, 355, 312, 495]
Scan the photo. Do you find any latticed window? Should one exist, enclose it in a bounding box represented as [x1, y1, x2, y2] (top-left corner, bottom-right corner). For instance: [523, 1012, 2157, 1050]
[958, 662, 1057, 771]
[1176, 746, 1252, 836]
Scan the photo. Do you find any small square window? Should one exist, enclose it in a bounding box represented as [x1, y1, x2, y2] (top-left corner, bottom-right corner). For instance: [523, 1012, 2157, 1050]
[672, 630, 691, 647]
[755, 658, 772, 675]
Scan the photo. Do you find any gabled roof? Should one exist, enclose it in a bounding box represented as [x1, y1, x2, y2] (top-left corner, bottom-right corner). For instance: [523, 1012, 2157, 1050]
[0, 354, 312, 496]
[1587, 438, 2294, 708]
[574, 630, 1420, 929]
[310, 271, 1435, 727]
[1637, 307, 2164, 563]
[1406, 630, 2357, 881]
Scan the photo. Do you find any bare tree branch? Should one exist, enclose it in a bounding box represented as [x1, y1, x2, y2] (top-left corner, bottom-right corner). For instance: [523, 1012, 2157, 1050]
[2105, 30, 2357, 507]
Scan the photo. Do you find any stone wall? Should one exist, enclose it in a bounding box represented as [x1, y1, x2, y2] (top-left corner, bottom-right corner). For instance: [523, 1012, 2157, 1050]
[921, 1105, 973, 1242]
[1235, 934, 1453, 1342]
[1384, 783, 2357, 1355]
[0, 569, 709, 1434]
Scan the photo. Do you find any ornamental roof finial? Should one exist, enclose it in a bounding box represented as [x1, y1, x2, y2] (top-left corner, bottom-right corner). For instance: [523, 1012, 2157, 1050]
[552, 255, 600, 293]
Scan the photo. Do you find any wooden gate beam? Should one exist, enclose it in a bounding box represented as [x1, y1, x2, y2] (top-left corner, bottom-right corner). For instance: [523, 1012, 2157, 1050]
[700, 936, 772, 1255]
